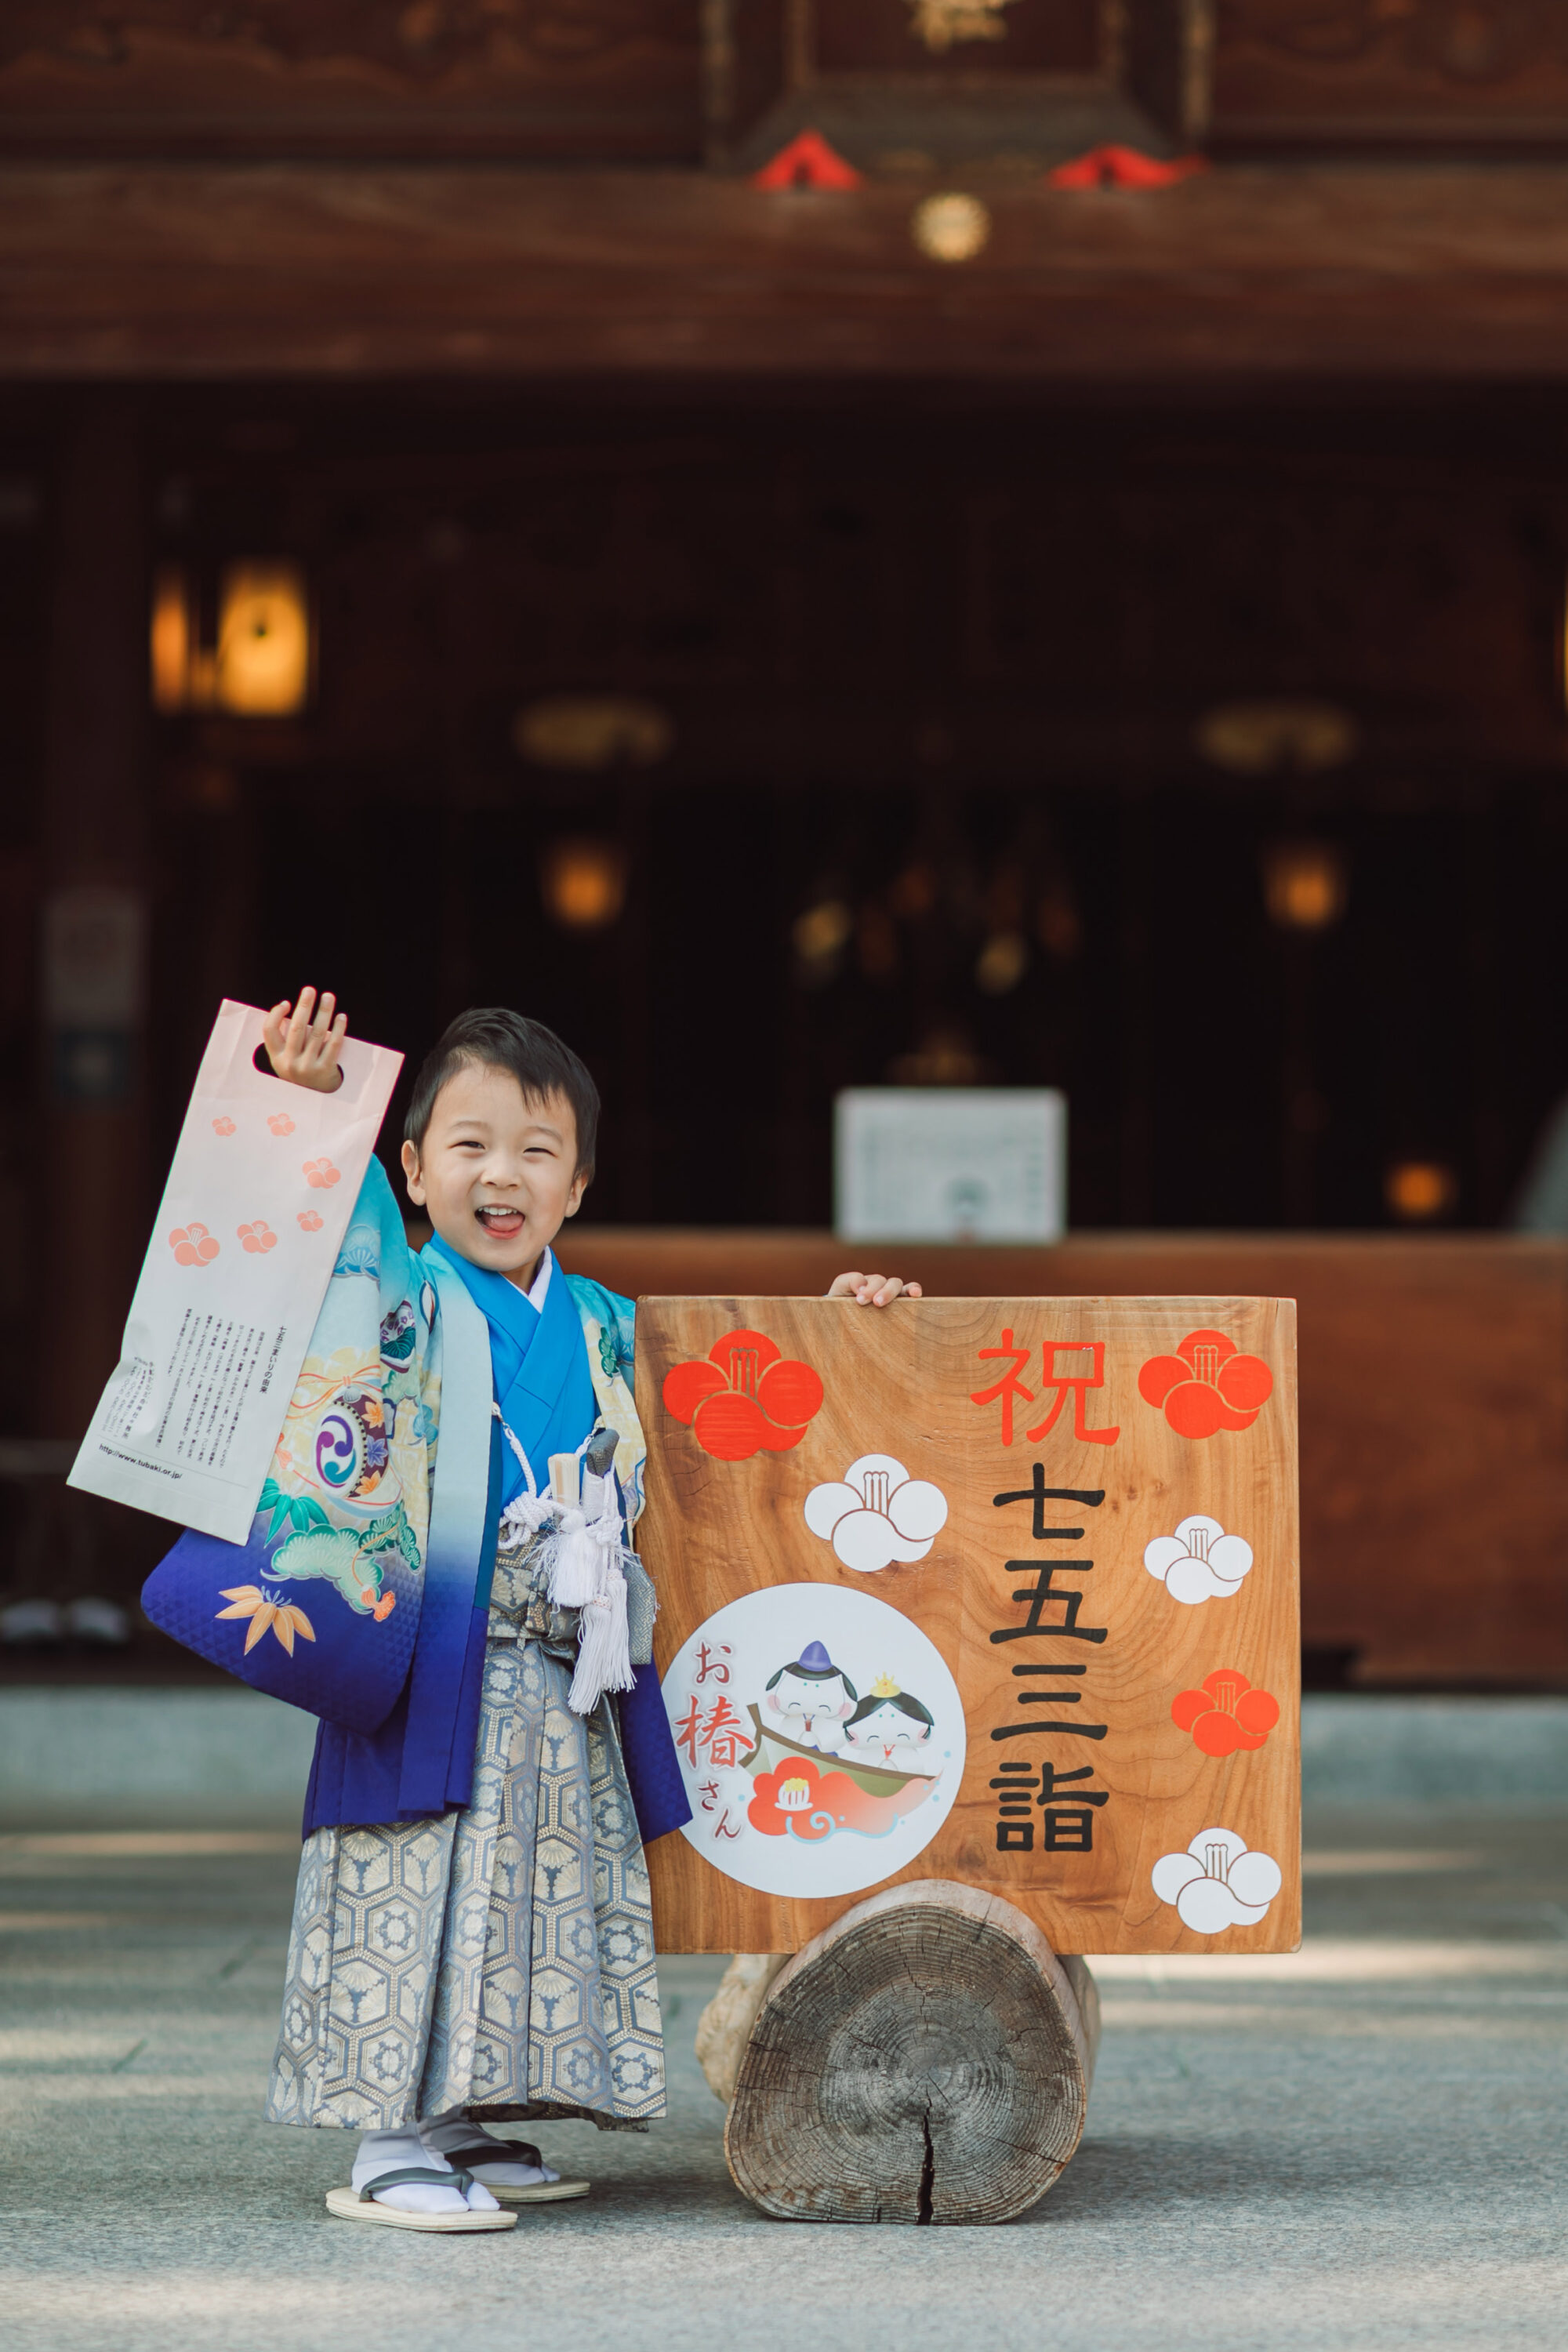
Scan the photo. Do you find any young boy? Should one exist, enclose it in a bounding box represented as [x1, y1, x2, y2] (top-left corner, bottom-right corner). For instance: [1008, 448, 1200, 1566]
[252, 989, 919, 2231]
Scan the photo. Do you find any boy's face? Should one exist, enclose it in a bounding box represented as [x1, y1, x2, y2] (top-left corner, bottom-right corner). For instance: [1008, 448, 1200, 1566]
[401, 1062, 587, 1287]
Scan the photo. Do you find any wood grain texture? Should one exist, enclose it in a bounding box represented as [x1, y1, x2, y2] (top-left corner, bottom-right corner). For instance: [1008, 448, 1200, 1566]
[0, 3, 703, 161]
[564, 1230, 1568, 1686]
[1214, 0, 1568, 147]
[724, 1878, 1101, 2223]
[13, 164, 1568, 379]
[638, 1294, 1300, 1956]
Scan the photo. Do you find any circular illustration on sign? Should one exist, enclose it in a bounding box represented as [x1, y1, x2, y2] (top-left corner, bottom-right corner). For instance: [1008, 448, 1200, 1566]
[667, 1583, 966, 1899]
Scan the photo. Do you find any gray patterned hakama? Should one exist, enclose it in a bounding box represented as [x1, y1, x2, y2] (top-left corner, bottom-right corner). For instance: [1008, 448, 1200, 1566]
[266, 1608, 665, 2132]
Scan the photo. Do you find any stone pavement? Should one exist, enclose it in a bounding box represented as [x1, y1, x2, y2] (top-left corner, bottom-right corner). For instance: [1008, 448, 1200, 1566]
[2, 1809, 1565, 2352]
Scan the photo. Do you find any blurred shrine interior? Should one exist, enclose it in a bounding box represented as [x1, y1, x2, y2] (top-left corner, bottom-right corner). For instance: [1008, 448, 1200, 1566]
[3, 0, 1568, 1692]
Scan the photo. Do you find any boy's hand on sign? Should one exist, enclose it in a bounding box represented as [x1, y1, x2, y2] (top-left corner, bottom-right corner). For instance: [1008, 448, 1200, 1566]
[263, 987, 347, 1092]
[826, 1272, 924, 1307]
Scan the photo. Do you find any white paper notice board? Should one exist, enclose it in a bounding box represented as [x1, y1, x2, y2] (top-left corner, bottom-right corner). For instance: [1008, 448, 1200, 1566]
[834, 1088, 1066, 1243]
[69, 1001, 401, 1542]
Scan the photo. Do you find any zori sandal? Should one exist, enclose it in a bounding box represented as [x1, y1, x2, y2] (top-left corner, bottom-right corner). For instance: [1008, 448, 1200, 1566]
[436, 2142, 591, 2205]
[325, 2167, 518, 2231]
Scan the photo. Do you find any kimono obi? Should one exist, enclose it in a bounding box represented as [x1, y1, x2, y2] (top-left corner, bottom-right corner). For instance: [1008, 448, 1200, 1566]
[487, 1531, 572, 1648]
[486, 1526, 659, 1668]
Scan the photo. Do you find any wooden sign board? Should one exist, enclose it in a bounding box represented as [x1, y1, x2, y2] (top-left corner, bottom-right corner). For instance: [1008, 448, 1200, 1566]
[637, 1297, 1299, 1957]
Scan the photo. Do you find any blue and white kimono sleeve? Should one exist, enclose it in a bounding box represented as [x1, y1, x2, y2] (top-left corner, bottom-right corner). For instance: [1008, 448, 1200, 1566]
[142, 1156, 438, 1739]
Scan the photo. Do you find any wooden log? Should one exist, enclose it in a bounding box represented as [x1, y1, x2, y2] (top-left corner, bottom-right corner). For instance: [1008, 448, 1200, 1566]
[694, 1954, 789, 2104]
[724, 1879, 1100, 2226]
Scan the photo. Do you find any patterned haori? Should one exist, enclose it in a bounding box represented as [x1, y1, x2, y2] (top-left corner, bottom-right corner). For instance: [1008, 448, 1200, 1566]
[268, 1526, 664, 2132]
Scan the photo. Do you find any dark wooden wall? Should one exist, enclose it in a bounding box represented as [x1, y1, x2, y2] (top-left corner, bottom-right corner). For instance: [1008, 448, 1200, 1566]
[4, 2, 1564, 158]
[5, 4, 1568, 1671]
[0, 2, 705, 159]
[1214, 2, 1568, 151]
[106, 387, 1568, 1237]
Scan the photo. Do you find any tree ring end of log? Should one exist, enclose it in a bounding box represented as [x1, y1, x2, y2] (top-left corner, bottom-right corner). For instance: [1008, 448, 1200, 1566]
[724, 1879, 1098, 2227]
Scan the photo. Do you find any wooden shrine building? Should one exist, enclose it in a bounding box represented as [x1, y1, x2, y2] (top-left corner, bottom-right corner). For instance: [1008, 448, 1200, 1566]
[3, 1, 1568, 1688]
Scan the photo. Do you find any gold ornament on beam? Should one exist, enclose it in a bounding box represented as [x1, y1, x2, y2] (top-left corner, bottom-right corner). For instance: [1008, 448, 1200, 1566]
[911, 191, 991, 263]
[906, 0, 1020, 51]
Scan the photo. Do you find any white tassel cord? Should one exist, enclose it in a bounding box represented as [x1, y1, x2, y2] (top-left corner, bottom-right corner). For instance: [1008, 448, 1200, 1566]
[543, 1504, 604, 1610]
[495, 1413, 637, 1716]
[568, 1533, 637, 1716]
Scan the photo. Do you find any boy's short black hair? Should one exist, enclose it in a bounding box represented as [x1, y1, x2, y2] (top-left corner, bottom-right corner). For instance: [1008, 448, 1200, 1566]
[405, 1008, 600, 1174]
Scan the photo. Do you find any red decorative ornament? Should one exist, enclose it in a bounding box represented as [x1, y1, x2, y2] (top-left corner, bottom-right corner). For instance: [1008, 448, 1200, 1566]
[1138, 1328, 1273, 1439]
[1046, 145, 1209, 191]
[662, 1328, 825, 1461]
[1171, 1670, 1280, 1759]
[751, 131, 863, 191]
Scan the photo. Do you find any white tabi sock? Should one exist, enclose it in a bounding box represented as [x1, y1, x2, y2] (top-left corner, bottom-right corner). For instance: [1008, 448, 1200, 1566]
[350, 2126, 500, 2215]
[419, 2113, 561, 2190]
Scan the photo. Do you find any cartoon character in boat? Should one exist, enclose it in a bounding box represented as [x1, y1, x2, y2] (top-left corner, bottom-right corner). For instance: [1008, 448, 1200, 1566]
[746, 1659, 942, 1842]
[762, 1639, 858, 1751]
[843, 1675, 935, 1765]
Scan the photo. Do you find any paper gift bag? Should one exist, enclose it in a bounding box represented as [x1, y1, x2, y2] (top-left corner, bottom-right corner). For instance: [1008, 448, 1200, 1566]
[70, 1000, 403, 1543]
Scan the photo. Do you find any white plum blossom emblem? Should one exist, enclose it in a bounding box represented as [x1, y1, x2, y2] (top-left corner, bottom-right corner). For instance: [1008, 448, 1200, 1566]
[1143, 1514, 1254, 1606]
[1152, 1827, 1283, 1933]
[804, 1454, 949, 1573]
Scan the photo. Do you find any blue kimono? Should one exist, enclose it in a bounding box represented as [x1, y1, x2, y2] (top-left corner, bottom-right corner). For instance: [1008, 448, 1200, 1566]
[180, 1157, 688, 2132]
[296, 1169, 685, 1850]
[148, 1155, 687, 1852]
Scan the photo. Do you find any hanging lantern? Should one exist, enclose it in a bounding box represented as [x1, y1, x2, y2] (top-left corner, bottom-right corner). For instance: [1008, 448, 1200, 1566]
[1262, 840, 1348, 932]
[539, 838, 629, 931]
[215, 564, 312, 717]
[792, 897, 854, 984]
[149, 561, 311, 717]
[975, 933, 1030, 995]
[1385, 1161, 1456, 1222]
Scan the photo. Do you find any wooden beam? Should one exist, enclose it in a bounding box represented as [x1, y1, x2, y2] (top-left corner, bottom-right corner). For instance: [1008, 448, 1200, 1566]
[9, 163, 1568, 379]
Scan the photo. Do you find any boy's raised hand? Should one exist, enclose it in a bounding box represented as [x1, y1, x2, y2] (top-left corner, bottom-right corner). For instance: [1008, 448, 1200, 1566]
[263, 987, 347, 1092]
[827, 1272, 923, 1306]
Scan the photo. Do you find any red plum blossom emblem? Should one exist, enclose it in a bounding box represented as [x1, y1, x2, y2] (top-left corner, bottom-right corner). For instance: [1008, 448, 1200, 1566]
[302, 1158, 340, 1189]
[1139, 1328, 1272, 1439]
[169, 1222, 220, 1266]
[662, 1329, 825, 1462]
[1171, 1670, 1280, 1759]
[238, 1220, 278, 1254]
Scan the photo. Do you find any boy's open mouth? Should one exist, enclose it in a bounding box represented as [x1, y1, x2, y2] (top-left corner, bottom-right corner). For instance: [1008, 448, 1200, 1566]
[476, 1204, 526, 1239]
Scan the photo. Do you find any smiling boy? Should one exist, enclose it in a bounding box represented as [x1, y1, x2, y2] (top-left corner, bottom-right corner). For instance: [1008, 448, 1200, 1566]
[246, 989, 918, 2232]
